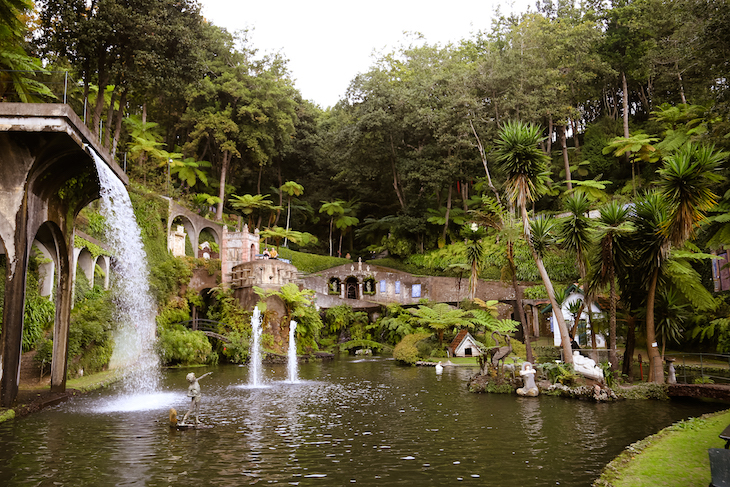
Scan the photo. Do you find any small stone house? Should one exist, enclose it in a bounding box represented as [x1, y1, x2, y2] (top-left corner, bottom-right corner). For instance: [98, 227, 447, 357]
[448, 330, 483, 357]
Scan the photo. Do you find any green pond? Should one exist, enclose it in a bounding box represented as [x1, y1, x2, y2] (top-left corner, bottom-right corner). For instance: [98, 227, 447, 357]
[0, 357, 726, 486]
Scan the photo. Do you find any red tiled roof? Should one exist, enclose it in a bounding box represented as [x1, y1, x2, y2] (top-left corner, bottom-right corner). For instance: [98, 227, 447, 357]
[449, 329, 469, 352]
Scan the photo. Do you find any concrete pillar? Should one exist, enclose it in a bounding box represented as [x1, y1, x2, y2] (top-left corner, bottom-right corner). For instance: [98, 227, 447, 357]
[50, 234, 73, 393]
[0, 237, 29, 407]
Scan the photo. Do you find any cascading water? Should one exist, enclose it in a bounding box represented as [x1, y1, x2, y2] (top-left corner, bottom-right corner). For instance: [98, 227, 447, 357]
[287, 320, 298, 383]
[91, 150, 159, 392]
[249, 306, 263, 386]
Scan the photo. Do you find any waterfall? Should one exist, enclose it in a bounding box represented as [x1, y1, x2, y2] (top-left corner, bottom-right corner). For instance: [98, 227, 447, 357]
[91, 151, 159, 391]
[287, 320, 298, 383]
[249, 306, 263, 386]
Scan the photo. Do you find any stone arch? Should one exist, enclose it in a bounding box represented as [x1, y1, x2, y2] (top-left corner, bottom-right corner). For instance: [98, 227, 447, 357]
[345, 276, 359, 300]
[250, 243, 256, 262]
[170, 215, 195, 256]
[363, 276, 376, 295]
[76, 247, 95, 287]
[198, 226, 220, 259]
[94, 254, 110, 290]
[329, 277, 341, 295]
[32, 239, 56, 297]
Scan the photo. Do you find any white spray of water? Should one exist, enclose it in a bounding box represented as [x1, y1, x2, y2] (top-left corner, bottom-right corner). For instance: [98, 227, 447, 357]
[249, 306, 263, 386]
[287, 320, 298, 383]
[91, 151, 159, 392]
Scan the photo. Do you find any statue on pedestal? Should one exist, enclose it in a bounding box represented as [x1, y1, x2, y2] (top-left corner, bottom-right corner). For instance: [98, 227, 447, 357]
[180, 372, 212, 426]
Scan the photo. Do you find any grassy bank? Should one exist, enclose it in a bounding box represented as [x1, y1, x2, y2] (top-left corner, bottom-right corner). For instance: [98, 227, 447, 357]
[595, 408, 730, 486]
[0, 370, 123, 424]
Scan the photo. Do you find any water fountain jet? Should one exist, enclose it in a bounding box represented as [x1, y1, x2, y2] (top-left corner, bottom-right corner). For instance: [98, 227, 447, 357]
[287, 320, 298, 383]
[249, 306, 264, 387]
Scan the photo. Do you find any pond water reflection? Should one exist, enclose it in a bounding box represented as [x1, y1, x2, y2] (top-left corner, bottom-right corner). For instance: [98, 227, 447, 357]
[0, 357, 726, 486]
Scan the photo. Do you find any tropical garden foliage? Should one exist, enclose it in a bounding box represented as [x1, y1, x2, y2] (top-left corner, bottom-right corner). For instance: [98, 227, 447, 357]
[2, 0, 730, 381]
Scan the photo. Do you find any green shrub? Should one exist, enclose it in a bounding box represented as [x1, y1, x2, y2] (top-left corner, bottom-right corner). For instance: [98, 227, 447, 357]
[207, 287, 250, 332]
[23, 293, 54, 352]
[221, 330, 249, 363]
[540, 361, 578, 385]
[393, 333, 431, 365]
[156, 299, 190, 330]
[72, 340, 113, 377]
[416, 340, 433, 359]
[156, 328, 213, 365]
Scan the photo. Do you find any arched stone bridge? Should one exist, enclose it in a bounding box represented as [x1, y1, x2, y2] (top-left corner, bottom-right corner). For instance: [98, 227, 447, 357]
[0, 104, 126, 407]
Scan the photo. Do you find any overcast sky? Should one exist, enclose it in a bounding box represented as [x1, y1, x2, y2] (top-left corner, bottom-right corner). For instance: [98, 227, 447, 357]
[200, 0, 533, 109]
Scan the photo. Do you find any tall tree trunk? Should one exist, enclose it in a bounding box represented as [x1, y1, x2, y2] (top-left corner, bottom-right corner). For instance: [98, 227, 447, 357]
[547, 115, 553, 155]
[676, 62, 687, 105]
[284, 198, 292, 247]
[389, 134, 406, 209]
[521, 204, 572, 363]
[508, 243, 533, 363]
[461, 180, 469, 213]
[257, 165, 263, 195]
[608, 262, 618, 372]
[645, 268, 664, 383]
[470, 120, 501, 204]
[103, 86, 117, 149]
[622, 315, 636, 380]
[621, 71, 630, 139]
[571, 118, 581, 159]
[111, 88, 127, 159]
[442, 184, 452, 244]
[560, 125, 572, 191]
[275, 162, 283, 226]
[216, 150, 230, 221]
[92, 68, 109, 137]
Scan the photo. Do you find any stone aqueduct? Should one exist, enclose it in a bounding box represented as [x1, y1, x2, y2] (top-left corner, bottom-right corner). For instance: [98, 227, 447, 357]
[0, 104, 126, 407]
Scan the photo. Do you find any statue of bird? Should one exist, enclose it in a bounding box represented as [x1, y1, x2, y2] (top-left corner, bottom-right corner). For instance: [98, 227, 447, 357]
[489, 331, 512, 375]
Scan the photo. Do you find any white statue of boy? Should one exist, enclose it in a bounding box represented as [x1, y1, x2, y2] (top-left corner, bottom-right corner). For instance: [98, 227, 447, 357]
[517, 362, 539, 397]
[180, 372, 212, 425]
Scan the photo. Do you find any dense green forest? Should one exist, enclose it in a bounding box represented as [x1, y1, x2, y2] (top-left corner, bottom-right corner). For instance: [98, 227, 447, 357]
[2, 0, 730, 382]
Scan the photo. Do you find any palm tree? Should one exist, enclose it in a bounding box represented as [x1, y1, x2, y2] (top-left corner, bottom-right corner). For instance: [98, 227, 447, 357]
[230, 194, 276, 229]
[631, 191, 670, 382]
[319, 200, 345, 256]
[280, 181, 304, 247]
[640, 143, 725, 383]
[495, 120, 573, 363]
[587, 200, 633, 372]
[559, 194, 596, 348]
[602, 132, 659, 196]
[657, 143, 726, 245]
[410, 303, 471, 347]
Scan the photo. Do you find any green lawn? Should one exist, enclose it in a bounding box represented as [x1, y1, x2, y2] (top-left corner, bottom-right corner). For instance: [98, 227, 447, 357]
[596, 409, 730, 487]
